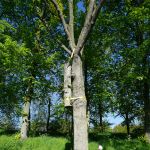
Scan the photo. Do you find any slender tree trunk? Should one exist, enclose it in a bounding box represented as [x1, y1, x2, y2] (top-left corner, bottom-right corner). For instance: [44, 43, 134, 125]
[125, 112, 130, 136]
[21, 96, 31, 139]
[98, 102, 103, 132]
[28, 106, 31, 132]
[21, 77, 33, 140]
[143, 55, 150, 143]
[99, 114, 103, 127]
[46, 98, 51, 132]
[143, 68, 150, 142]
[72, 54, 88, 150]
[99, 103, 103, 127]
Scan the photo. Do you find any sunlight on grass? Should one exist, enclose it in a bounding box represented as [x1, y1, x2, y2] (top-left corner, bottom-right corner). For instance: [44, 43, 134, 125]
[0, 134, 150, 150]
[0, 135, 68, 150]
[89, 142, 98, 150]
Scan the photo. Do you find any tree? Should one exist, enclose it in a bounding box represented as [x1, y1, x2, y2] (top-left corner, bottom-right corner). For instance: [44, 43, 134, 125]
[94, 0, 150, 140]
[0, 0, 62, 139]
[49, 0, 105, 149]
[0, 20, 30, 131]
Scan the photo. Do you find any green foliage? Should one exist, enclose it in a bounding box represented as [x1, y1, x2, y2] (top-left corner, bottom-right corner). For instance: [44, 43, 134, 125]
[0, 20, 15, 34]
[137, 135, 149, 143]
[0, 20, 30, 129]
[0, 37, 30, 70]
[0, 0, 150, 145]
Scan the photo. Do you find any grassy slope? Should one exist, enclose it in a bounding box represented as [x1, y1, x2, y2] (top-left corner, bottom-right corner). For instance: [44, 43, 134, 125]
[0, 134, 150, 150]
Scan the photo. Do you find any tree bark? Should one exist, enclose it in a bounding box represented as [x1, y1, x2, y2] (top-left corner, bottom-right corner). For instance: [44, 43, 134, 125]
[21, 96, 30, 139]
[72, 54, 88, 150]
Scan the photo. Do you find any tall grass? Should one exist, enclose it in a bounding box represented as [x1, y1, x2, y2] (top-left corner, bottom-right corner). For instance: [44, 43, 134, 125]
[0, 134, 150, 150]
[0, 135, 68, 150]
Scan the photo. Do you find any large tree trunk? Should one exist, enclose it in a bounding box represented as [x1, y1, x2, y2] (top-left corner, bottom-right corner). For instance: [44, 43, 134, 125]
[72, 54, 88, 150]
[21, 96, 31, 139]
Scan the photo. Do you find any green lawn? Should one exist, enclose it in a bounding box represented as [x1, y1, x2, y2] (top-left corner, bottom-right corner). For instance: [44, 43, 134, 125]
[0, 134, 150, 150]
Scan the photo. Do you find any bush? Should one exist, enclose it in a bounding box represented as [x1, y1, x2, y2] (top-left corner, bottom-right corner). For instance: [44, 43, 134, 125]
[132, 126, 144, 138]
[30, 120, 47, 136]
[48, 119, 71, 136]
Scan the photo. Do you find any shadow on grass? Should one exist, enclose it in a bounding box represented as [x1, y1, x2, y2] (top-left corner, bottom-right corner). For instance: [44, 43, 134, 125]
[0, 129, 18, 136]
[65, 142, 72, 150]
[89, 132, 131, 142]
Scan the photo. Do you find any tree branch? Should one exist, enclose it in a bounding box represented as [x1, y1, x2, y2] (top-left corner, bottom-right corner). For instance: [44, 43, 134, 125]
[75, 0, 95, 54]
[37, 14, 72, 55]
[59, 40, 72, 55]
[50, 0, 70, 41]
[75, 0, 105, 55]
[69, 0, 75, 48]
[91, 0, 105, 24]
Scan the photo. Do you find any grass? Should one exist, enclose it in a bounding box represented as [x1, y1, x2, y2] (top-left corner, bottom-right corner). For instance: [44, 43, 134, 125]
[89, 139, 150, 150]
[0, 135, 69, 150]
[0, 133, 150, 150]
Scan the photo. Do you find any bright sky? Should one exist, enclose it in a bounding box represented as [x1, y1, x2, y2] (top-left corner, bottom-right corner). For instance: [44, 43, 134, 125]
[107, 113, 123, 128]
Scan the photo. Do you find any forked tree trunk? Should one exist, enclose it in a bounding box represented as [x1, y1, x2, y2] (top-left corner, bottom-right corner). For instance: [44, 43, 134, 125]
[21, 96, 30, 139]
[72, 54, 88, 150]
[50, 1, 104, 149]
